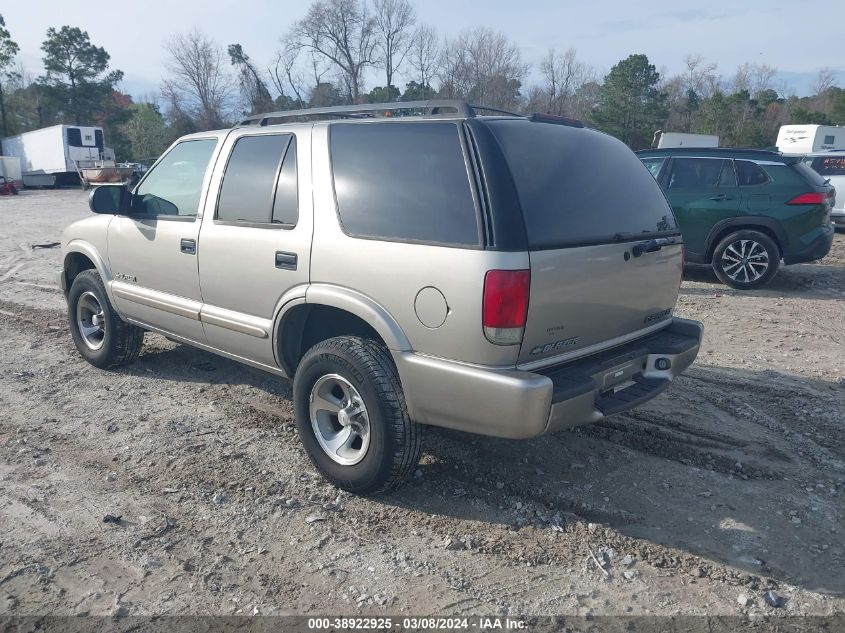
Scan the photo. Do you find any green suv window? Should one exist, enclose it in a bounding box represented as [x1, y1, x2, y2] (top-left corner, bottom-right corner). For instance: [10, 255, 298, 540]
[668, 158, 735, 189]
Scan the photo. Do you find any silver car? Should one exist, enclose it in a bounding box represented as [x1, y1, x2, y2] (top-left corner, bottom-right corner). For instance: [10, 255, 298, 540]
[60, 101, 703, 493]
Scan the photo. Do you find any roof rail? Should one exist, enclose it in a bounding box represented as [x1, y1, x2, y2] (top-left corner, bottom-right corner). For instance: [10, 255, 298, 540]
[234, 100, 525, 127]
[637, 147, 781, 155]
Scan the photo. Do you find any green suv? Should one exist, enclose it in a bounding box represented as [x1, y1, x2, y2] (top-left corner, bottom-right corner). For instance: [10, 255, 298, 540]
[637, 148, 835, 289]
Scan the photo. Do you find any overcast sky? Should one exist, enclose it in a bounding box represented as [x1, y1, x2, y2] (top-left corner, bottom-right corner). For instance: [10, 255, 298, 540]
[3, 0, 841, 100]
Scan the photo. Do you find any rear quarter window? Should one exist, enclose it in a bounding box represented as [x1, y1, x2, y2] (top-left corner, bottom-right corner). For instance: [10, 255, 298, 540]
[735, 160, 770, 186]
[488, 121, 677, 249]
[329, 122, 480, 246]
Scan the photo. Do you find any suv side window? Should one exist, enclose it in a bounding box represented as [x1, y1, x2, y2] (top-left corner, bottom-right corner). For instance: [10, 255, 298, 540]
[330, 122, 480, 246]
[217, 134, 297, 226]
[642, 158, 665, 178]
[735, 160, 769, 186]
[667, 158, 725, 189]
[135, 139, 218, 217]
[718, 160, 737, 187]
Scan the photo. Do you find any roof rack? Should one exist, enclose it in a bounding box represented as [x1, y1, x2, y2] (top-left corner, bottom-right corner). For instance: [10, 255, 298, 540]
[235, 100, 524, 127]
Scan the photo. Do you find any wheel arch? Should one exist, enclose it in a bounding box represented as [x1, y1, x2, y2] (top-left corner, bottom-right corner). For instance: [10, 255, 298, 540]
[273, 284, 412, 377]
[62, 241, 115, 301]
[705, 218, 786, 262]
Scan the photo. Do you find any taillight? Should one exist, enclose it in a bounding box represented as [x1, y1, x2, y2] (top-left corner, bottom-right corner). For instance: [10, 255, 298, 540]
[482, 269, 530, 345]
[787, 192, 826, 205]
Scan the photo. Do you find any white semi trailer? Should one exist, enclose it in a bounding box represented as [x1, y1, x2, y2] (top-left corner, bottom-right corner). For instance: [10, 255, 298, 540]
[0, 124, 115, 187]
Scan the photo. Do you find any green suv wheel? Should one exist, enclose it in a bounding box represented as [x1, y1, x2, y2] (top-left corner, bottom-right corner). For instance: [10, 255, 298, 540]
[712, 230, 780, 290]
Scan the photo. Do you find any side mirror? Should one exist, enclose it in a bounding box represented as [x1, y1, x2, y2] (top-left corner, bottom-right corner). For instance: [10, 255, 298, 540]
[89, 184, 132, 214]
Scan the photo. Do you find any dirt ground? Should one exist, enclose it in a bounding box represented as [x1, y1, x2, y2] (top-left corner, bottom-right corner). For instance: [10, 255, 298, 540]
[0, 190, 843, 619]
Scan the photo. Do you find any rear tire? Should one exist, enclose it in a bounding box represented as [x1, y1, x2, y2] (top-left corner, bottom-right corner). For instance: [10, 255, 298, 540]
[712, 230, 780, 290]
[68, 269, 144, 368]
[292, 336, 421, 494]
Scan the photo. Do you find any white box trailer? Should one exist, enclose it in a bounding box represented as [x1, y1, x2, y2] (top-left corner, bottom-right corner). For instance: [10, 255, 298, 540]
[776, 124, 845, 154]
[0, 156, 22, 186]
[654, 131, 719, 149]
[0, 124, 115, 187]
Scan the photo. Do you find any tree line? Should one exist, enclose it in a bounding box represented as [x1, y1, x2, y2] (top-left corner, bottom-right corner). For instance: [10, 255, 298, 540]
[1, 3, 843, 162]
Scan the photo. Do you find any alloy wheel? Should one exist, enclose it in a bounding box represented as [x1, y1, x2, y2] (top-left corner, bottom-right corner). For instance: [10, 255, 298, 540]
[720, 239, 770, 284]
[76, 291, 106, 350]
[309, 374, 371, 466]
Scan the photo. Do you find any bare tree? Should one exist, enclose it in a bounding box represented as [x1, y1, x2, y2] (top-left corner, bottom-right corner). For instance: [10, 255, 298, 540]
[407, 24, 438, 95]
[293, 0, 377, 102]
[373, 0, 415, 93]
[438, 27, 528, 110]
[733, 62, 777, 97]
[683, 54, 717, 98]
[270, 38, 307, 106]
[751, 63, 777, 96]
[813, 67, 837, 95]
[228, 43, 274, 115]
[537, 48, 591, 116]
[162, 29, 234, 130]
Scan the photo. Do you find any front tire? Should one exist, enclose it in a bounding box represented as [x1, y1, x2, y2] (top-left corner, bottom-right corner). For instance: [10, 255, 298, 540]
[67, 270, 144, 368]
[712, 230, 780, 289]
[293, 336, 421, 494]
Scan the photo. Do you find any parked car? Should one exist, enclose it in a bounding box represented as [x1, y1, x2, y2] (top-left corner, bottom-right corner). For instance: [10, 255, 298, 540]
[0, 175, 18, 195]
[638, 148, 835, 289]
[60, 101, 703, 493]
[802, 151, 845, 229]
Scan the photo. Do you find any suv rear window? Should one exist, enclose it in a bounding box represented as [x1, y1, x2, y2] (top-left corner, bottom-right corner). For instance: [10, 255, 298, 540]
[488, 121, 677, 249]
[330, 122, 480, 246]
[811, 156, 845, 177]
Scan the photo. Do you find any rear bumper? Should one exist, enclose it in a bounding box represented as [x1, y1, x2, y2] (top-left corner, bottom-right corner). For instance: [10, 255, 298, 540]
[831, 212, 845, 228]
[393, 317, 703, 439]
[784, 223, 834, 264]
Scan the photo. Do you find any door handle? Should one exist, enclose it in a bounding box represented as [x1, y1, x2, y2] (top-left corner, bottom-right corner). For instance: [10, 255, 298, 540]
[275, 251, 297, 270]
[632, 237, 671, 257]
[709, 194, 733, 201]
[180, 239, 196, 254]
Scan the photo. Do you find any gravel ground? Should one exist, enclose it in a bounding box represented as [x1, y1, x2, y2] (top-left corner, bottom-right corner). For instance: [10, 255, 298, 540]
[0, 190, 843, 619]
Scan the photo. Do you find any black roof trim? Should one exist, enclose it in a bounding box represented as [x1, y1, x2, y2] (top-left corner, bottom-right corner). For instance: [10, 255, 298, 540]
[637, 147, 781, 156]
[528, 113, 584, 128]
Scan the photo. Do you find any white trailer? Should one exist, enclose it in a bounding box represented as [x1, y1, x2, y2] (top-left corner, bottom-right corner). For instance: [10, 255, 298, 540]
[654, 131, 719, 149]
[776, 124, 845, 154]
[0, 124, 115, 187]
[0, 156, 22, 186]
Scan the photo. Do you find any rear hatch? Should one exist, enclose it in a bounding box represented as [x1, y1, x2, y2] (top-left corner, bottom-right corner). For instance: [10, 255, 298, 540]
[486, 120, 684, 367]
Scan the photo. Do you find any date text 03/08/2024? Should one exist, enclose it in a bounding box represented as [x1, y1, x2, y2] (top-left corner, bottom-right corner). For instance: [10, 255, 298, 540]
[306, 616, 527, 630]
